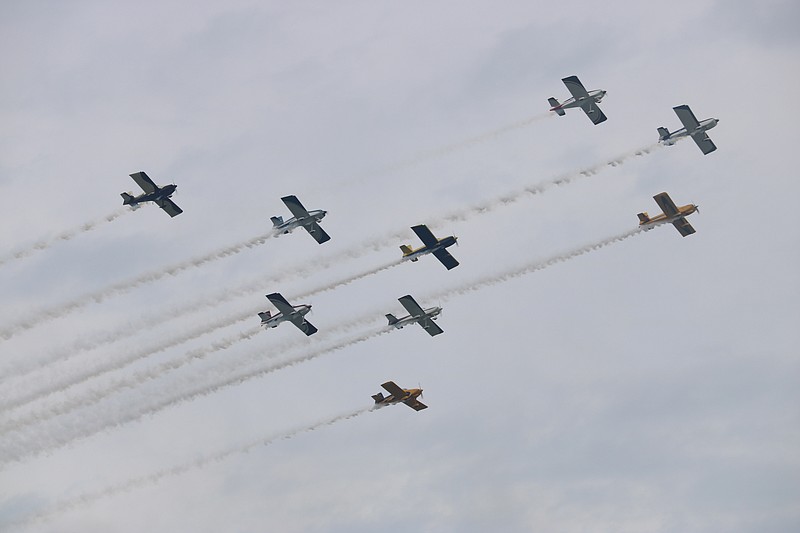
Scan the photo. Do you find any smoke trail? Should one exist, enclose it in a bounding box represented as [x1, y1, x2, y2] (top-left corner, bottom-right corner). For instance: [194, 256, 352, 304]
[0, 208, 129, 268]
[0, 308, 263, 413]
[351, 113, 555, 182]
[0, 325, 390, 466]
[3, 301, 394, 431]
[0, 257, 405, 411]
[0, 225, 648, 465]
[432, 143, 662, 227]
[0, 325, 264, 433]
[0, 229, 278, 341]
[430, 226, 645, 302]
[5, 406, 374, 528]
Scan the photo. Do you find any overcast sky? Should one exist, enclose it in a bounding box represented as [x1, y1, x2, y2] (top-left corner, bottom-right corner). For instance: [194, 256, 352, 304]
[1, 1, 798, 531]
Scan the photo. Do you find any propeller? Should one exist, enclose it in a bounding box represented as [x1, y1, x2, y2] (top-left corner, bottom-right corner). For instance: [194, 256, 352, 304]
[694, 205, 700, 214]
[418, 382, 424, 400]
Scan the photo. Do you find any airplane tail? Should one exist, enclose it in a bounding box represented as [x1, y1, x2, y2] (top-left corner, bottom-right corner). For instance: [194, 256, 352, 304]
[385, 313, 399, 326]
[258, 311, 272, 323]
[548, 98, 565, 116]
[657, 127, 670, 141]
[371, 392, 385, 403]
[121, 192, 135, 205]
[270, 216, 283, 227]
[399, 244, 413, 257]
[637, 212, 650, 224]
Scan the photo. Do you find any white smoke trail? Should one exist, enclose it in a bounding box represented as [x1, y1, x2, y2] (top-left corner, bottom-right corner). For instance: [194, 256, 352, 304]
[431, 143, 662, 227]
[430, 226, 645, 303]
[0, 325, 391, 466]
[0, 208, 129, 268]
[0, 229, 278, 341]
[2, 298, 399, 432]
[5, 406, 374, 528]
[0, 226, 648, 466]
[351, 112, 555, 182]
[0, 257, 406, 411]
[0, 325, 264, 433]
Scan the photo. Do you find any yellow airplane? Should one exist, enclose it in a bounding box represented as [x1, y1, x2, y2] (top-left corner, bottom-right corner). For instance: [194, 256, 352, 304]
[372, 381, 427, 411]
[638, 192, 699, 237]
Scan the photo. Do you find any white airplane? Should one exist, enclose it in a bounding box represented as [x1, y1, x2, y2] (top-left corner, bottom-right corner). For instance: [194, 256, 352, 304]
[258, 292, 317, 336]
[386, 295, 443, 337]
[548, 75, 607, 125]
[658, 105, 719, 155]
[638, 192, 699, 237]
[271, 195, 330, 244]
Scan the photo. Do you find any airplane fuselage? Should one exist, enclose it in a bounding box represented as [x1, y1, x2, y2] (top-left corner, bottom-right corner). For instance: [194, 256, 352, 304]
[550, 89, 606, 111]
[124, 184, 177, 206]
[391, 306, 442, 328]
[639, 204, 698, 229]
[376, 389, 422, 407]
[402, 236, 457, 262]
[261, 304, 311, 328]
[274, 209, 327, 233]
[660, 118, 719, 145]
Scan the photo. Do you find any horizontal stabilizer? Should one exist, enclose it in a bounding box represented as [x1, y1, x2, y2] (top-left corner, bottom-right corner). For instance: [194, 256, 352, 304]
[121, 192, 135, 205]
[548, 97, 565, 116]
[657, 127, 670, 141]
[637, 212, 650, 224]
[385, 313, 399, 326]
[258, 311, 271, 322]
[400, 244, 413, 256]
[270, 216, 283, 227]
[372, 393, 385, 403]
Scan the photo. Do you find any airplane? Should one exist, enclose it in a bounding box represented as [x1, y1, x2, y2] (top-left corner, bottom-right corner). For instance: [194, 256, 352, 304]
[638, 192, 699, 237]
[121, 171, 183, 217]
[400, 224, 459, 270]
[386, 295, 443, 337]
[258, 292, 317, 336]
[271, 195, 330, 244]
[548, 75, 608, 125]
[658, 105, 719, 155]
[372, 381, 427, 411]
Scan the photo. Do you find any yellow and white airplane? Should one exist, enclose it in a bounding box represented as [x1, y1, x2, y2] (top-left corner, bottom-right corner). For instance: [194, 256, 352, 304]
[638, 192, 699, 237]
[372, 381, 427, 411]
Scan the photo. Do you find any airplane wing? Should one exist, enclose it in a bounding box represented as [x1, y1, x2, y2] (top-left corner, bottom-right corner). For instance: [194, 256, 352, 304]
[673, 105, 701, 131]
[281, 195, 311, 219]
[432, 248, 459, 270]
[381, 381, 405, 397]
[289, 315, 318, 336]
[672, 217, 696, 237]
[156, 198, 183, 217]
[303, 221, 331, 244]
[403, 399, 428, 411]
[418, 317, 444, 336]
[266, 292, 296, 316]
[411, 224, 439, 247]
[579, 100, 607, 125]
[653, 192, 680, 217]
[562, 76, 590, 99]
[398, 295, 426, 318]
[130, 171, 157, 194]
[690, 132, 717, 155]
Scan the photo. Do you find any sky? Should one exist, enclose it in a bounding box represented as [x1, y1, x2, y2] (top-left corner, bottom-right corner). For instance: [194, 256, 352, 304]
[1, 0, 799, 531]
